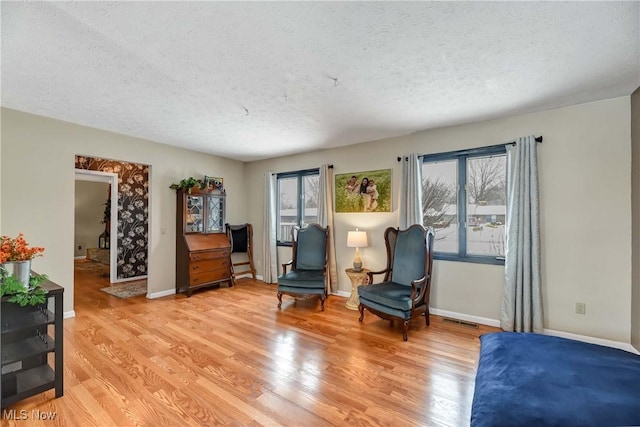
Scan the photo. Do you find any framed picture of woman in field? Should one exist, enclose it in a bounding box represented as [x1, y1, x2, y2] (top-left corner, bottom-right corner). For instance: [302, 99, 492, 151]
[335, 169, 391, 213]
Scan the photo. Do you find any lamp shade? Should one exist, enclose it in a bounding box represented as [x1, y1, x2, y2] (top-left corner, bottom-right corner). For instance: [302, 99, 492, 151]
[347, 230, 368, 248]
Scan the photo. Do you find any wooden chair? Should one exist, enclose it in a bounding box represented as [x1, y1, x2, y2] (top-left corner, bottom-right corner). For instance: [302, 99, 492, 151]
[225, 223, 256, 285]
[358, 224, 435, 341]
[277, 224, 330, 311]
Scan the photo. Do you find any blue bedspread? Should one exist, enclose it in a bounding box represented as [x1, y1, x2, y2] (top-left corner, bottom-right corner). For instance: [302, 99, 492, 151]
[471, 332, 640, 427]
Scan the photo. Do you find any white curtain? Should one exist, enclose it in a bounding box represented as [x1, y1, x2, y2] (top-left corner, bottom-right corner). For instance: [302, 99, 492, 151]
[399, 153, 424, 229]
[262, 172, 278, 284]
[318, 164, 338, 292]
[500, 136, 543, 332]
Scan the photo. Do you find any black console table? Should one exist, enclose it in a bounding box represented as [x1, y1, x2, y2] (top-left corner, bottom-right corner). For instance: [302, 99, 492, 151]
[1, 279, 63, 407]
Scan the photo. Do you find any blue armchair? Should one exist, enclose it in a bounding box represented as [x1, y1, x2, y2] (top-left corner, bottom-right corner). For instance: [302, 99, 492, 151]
[277, 224, 330, 311]
[358, 224, 435, 341]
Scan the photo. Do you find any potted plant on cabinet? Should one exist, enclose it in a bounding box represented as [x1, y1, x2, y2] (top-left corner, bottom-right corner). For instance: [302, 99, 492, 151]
[0, 233, 47, 306]
[169, 177, 205, 193]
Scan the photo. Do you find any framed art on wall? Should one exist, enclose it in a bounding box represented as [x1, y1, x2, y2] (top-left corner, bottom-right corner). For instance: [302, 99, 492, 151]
[335, 169, 391, 213]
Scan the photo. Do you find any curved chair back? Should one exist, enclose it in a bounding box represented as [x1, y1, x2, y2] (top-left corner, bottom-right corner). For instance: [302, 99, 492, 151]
[292, 224, 328, 271]
[390, 225, 433, 287]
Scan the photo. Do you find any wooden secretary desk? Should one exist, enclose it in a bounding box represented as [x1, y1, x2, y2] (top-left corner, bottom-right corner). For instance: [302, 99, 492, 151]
[175, 187, 232, 296]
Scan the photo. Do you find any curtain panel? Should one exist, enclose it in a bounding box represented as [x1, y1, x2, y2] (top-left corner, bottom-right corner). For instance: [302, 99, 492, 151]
[399, 153, 424, 229]
[318, 165, 339, 292]
[262, 172, 278, 284]
[500, 136, 543, 332]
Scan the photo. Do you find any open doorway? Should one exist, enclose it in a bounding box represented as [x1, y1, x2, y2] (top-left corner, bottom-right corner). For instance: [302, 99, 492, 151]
[74, 170, 118, 283]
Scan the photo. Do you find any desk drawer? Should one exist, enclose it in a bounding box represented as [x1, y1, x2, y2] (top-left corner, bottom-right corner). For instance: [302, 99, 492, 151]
[189, 258, 229, 274]
[189, 268, 230, 287]
[189, 249, 230, 262]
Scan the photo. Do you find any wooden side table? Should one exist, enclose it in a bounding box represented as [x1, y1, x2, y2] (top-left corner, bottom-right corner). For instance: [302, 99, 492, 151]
[345, 268, 370, 310]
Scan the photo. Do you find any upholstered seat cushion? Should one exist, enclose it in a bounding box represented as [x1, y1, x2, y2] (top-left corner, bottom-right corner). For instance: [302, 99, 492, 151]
[358, 281, 419, 312]
[278, 269, 325, 289]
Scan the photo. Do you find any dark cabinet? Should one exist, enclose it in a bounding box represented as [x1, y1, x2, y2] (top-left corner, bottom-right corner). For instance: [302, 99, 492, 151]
[176, 188, 232, 296]
[1, 280, 63, 408]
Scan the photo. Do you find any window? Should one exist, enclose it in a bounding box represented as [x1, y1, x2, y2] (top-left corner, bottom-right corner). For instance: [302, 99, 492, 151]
[421, 145, 507, 264]
[277, 169, 320, 245]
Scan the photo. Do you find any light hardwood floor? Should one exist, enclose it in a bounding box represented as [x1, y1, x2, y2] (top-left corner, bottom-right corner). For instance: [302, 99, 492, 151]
[2, 261, 499, 426]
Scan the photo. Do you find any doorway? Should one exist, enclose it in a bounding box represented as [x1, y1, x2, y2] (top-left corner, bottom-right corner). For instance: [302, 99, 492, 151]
[74, 170, 118, 283]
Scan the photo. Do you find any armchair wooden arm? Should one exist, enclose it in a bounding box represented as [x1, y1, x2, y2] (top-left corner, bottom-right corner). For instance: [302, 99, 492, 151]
[410, 275, 429, 306]
[366, 268, 391, 284]
[281, 260, 293, 275]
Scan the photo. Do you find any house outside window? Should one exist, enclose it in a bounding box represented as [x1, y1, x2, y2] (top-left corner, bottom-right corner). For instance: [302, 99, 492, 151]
[421, 145, 507, 265]
[277, 169, 320, 245]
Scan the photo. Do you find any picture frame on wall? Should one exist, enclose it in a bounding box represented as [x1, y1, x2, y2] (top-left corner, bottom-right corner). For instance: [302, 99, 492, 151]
[205, 176, 224, 193]
[335, 169, 391, 213]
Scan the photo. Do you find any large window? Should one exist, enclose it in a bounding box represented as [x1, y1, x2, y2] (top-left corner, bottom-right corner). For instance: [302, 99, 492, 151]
[277, 169, 320, 245]
[421, 145, 507, 264]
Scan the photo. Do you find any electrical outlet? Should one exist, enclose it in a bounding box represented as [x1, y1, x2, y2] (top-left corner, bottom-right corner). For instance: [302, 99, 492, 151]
[575, 302, 586, 315]
[78, 245, 82, 250]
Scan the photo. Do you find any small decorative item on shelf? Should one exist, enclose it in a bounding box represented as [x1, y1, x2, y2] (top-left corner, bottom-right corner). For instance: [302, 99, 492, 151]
[169, 177, 205, 193]
[0, 233, 47, 305]
[204, 176, 225, 194]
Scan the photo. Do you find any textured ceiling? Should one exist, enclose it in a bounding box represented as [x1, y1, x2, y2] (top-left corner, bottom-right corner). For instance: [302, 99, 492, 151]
[2, 2, 639, 162]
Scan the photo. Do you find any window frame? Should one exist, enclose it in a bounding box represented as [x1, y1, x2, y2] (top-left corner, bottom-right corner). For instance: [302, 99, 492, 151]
[422, 144, 507, 265]
[276, 168, 320, 247]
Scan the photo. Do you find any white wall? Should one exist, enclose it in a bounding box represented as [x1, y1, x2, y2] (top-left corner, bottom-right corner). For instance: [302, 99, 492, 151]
[74, 180, 109, 257]
[631, 87, 640, 351]
[246, 97, 633, 342]
[1, 108, 247, 314]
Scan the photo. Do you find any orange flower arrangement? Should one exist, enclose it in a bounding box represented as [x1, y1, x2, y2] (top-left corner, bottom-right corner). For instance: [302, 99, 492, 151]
[0, 233, 45, 264]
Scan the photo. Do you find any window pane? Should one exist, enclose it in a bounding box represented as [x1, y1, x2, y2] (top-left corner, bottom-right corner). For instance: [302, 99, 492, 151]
[278, 177, 298, 242]
[302, 174, 319, 226]
[186, 195, 203, 233]
[422, 160, 458, 253]
[466, 155, 506, 256]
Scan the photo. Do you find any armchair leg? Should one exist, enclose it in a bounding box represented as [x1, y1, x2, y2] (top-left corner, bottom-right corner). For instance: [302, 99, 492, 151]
[402, 320, 409, 341]
[320, 295, 326, 311]
[425, 310, 430, 326]
[277, 291, 283, 309]
[358, 304, 365, 322]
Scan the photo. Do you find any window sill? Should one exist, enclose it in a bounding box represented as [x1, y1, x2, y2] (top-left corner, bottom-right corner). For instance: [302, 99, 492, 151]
[434, 253, 505, 266]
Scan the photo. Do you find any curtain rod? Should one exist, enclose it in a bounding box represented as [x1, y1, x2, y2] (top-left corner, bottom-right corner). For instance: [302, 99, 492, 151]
[396, 135, 543, 161]
[508, 135, 543, 146]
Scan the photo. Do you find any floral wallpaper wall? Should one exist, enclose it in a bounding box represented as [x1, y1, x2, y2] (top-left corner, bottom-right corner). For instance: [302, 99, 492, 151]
[75, 156, 149, 279]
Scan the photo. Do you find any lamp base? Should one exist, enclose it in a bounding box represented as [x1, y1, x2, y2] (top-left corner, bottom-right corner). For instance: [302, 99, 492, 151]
[353, 247, 363, 272]
[352, 261, 362, 272]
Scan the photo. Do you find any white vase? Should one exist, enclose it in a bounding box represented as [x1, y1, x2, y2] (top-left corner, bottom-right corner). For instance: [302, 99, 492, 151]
[2, 260, 32, 289]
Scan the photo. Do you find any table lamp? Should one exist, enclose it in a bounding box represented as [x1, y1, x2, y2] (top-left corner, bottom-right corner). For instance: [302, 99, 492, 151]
[347, 229, 368, 272]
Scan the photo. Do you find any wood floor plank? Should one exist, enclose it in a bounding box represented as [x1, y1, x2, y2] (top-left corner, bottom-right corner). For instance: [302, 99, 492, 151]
[0, 261, 500, 426]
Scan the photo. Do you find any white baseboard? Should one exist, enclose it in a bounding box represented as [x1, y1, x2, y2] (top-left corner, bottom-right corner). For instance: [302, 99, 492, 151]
[74, 256, 86, 260]
[428, 309, 638, 353]
[331, 290, 350, 298]
[543, 328, 639, 354]
[63, 310, 76, 319]
[430, 308, 500, 328]
[113, 275, 148, 284]
[147, 289, 176, 299]
[256, 275, 264, 281]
